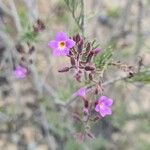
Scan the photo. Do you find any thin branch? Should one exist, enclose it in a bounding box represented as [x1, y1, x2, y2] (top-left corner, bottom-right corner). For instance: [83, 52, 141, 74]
[39, 105, 57, 150]
[0, 0, 12, 16]
[9, 0, 22, 33]
[64, 1, 82, 30]
[81, 0, 85, 37]
[134, 0, 143, 56]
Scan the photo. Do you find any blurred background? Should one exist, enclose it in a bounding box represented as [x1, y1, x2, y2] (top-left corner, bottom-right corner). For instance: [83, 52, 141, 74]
[0, 0, 150, 149]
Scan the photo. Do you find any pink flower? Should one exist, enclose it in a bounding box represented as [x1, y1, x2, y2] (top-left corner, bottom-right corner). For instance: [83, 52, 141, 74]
[13, 66, 27, 79]
[95, 96, 113, 117]
[48, 32, 75, 56]
[75, 87, 87, 98]
[93, 48, 101, 55]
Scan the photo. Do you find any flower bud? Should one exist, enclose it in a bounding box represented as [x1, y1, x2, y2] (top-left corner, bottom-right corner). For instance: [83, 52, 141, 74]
[15, 44, 25, 53]
[70, 57, 76, 66]
[29, 46, 35, 54]
[76, 34, 81, 43]
[86, 132, 95, 139]
[58, 67, 70, 72]
[86, 51, 94, 63]
[84, 100, 89, 108]
[77, 39, 83, 53]
[89, 73, 93, 80]
[93, 48, 101, 55]
[85, 65, 95, 71]
[86, 43, 91, 52]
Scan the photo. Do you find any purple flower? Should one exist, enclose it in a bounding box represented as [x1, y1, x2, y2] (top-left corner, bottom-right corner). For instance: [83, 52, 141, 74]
[13, 66, 27, 79]
[95, 96, 113, 117]
[75, 87, 87, 98]
[93, 48, 101, 55]
[48, 32, 75, 56]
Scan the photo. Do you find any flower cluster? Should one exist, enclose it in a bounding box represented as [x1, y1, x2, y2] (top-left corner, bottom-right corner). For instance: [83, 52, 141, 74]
[75, 87, 113, 118]
[48, 32, 101, 82]
[48, 32, 114, 139]
[48, 32, 113, 119]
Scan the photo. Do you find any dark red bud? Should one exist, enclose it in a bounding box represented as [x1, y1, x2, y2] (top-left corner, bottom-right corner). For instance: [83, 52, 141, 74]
[70, 57, 76, 66]
[78, 39, 83, 53]
[73, 36, 76, 42]
[86, 132, 95, 139]
[75, 73, 81, 82]
[95, 88, 99, 95]
[33, 19, 45, 33]
[76, 34, 81, 43]
[29, 46, 35, 54]
[86, 51, 94, 63]
[129, 71, 134, 78]
[58, 67, 70, 72]
[78, 70, 82, 74]
[93, 116, 100, 122]
[69, 50, 73, 56]
[89, 73, 93, 80]
[21, 57, 26, 62]
[84, 100, 89, 108]
[86, 43, 91, 52]
[85, 65, 95, 71]
[15, 44, 25, 53]
[94, 101, 98, 107]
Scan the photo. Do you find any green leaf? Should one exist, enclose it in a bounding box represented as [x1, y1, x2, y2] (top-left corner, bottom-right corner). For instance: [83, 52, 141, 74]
[94, 46, 113, 70]
[21, 31, 38, 43]
[128, 69, 150, 83]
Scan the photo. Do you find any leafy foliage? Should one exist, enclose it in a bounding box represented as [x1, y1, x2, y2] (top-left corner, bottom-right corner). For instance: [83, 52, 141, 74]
[64, 0, 83, 30]
[128, 68, 150, 84]
[94, 46, 113, 70]
[21, 31, 38, 43]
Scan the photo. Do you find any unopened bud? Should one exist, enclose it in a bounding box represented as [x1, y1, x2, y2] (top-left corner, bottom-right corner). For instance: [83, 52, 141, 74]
[77, 39, 83, 53]
[86, 132, 95, 139]
[29, 46, 35, 54]
[93, 48, 101, 55]
[85, 65, 95, 71]
[89, 73, 93, 80]
[76, 34, 81, 43]
[86, 51, 94, 63]
[70, 57, 76, 66]
[58, 67, 70, 72]
[86, 43, 91, 52]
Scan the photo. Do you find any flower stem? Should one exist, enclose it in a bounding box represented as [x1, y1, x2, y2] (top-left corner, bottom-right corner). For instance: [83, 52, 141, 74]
[81, 0, 85, 38]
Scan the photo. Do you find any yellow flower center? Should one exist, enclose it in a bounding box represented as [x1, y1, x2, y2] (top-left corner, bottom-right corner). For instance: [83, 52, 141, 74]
[59, 41, 65, 49]
[99, 102, 104, 108]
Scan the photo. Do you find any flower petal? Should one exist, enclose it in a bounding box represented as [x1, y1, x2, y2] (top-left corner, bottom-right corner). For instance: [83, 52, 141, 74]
[66, 39, 75, 48]
[75, 87, 86, 97]
[98, 96, 107, 103]
[55, 32, 67, 41]
[104, 98, 113, 106]
[95, 105, 100, 112]
[52, 48, 69, 56]
[48, 40, 58, 49]
[100, 107, 112, 117]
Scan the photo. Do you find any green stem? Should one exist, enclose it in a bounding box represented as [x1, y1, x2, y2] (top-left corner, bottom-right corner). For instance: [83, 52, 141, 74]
[64, 0, 81, 30]
[81, 0, 85, 38]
